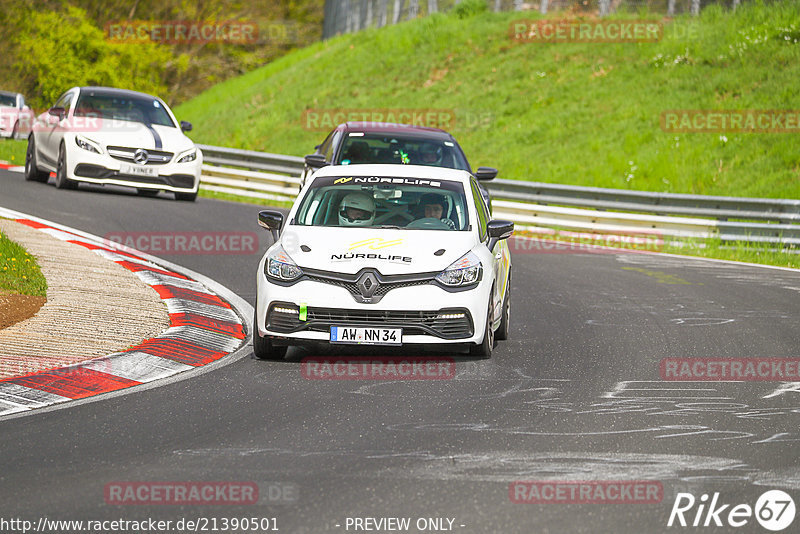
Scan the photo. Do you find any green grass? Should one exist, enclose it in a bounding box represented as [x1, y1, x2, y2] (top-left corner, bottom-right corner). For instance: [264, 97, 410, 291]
[662, 238, 799, 269]
[0, 228, 47, 297]
[198, 188, 294, 209]
[0, 139, 26, 166]
[176, 0, 800, 200]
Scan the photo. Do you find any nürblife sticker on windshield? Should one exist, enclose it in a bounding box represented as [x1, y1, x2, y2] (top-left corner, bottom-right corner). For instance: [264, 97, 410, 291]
[332, 176, 442, 188]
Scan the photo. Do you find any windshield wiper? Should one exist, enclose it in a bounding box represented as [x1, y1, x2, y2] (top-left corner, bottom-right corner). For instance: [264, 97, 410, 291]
[377, 225, 403, 229]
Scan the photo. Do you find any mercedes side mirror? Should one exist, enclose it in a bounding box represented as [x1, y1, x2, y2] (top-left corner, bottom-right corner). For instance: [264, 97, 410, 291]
[180, 120, 193, 132]
[48, 107, 65, 119]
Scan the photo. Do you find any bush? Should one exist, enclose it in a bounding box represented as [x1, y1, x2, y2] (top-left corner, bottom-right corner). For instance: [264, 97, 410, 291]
[13, 5, 175, 108]
[452, 0, 488, 19]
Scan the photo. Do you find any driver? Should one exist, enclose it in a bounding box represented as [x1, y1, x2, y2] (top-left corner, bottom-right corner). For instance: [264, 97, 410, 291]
[419, 143, 442, 165]
[338, 192, 375, 227]
[418, 193, 455, 229]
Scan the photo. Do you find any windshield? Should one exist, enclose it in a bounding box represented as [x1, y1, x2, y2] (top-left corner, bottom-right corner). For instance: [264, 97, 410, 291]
[0, 94, 16, 107]
[335, 133, 470, 171]
[73, 92, 175, 127]
[294, 175, 471, 231]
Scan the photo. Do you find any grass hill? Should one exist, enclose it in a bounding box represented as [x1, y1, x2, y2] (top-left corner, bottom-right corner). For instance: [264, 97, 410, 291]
[175, 0, 800, 199]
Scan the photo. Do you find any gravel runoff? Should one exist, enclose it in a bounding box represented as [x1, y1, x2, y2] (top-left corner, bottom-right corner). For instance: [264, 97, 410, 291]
[0, 219, 170, 380]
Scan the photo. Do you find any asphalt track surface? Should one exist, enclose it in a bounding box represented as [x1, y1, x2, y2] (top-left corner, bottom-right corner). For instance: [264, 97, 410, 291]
[1, 168, 799, 533]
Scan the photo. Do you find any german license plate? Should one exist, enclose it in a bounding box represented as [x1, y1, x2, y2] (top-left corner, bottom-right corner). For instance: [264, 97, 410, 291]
[120, 163, 157, 176]
[330, 326, 402, 345]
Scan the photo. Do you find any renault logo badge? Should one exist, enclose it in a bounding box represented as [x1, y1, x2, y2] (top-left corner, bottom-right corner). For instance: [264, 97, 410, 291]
[356, 272, 379, 299]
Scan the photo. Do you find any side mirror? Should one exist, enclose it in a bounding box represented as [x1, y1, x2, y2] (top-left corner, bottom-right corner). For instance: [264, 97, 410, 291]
[487, 219, 514, 251]
[48, 107, 65, 119]
[304, 153, 327, 169]
[180, 120, 193, 132]
[475, 167, 498, 181]
[258, 210, 284, 241]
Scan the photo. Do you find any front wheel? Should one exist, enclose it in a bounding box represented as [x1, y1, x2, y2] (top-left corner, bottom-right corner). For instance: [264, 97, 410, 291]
[54, 143, 76, 189]
[253, 308, 288, 360]
[470, 295, 495, 359]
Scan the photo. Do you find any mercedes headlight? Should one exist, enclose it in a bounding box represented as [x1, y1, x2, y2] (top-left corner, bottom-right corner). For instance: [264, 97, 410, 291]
[265, 245, 303, 281]
[75, 135, 101, 154]
[177, 149, 197, 163]
[436, 251, 482, 287]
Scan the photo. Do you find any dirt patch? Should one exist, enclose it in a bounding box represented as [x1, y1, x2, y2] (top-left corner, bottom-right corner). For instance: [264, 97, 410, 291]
[0, 292, 46, 329]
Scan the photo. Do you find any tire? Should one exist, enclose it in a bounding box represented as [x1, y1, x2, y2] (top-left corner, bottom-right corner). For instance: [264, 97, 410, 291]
[24, 136, 49, 182]
[496, 269, 511, 341]
[137, 188, 160, 197]
[54, 143, 76, 190]
[11, 121, 19, 140]
[174, 191, 197, 202]
[252, 307, 288, 360]
[470, 294, 495, 359]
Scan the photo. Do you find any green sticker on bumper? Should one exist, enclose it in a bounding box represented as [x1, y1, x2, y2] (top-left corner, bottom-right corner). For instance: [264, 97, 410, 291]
[299, 303, 307, 321]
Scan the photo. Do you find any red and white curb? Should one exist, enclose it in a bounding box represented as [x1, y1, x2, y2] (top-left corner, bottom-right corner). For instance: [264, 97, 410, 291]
[0, 209, 250, 417]
[0, 162, 24, 172]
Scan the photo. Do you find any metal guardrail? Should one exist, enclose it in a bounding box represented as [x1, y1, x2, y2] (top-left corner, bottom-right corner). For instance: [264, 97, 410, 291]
[488, 179, 800, 224]
[197, 144, 304, 176]
[196, 144, 800, 247]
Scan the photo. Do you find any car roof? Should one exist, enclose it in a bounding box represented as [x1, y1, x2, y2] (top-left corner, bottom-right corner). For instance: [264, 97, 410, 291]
[340, 122, 455, 140]
[0, 90, 20, 97]
[78, 86, 163, 100]
[312, 164, 473, 183]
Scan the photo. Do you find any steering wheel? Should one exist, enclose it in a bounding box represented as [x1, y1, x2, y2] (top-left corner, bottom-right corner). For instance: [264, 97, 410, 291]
[405, 217, 452, 230]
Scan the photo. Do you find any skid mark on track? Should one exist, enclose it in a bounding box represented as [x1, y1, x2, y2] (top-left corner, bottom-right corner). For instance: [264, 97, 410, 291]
[615, 255, 800, 291]
[171, 446, 800, 490]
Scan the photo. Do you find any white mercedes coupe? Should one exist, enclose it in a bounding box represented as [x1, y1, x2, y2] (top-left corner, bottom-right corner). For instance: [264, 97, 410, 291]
[254, 164, 513, 359]
[25, 86, 201, 201]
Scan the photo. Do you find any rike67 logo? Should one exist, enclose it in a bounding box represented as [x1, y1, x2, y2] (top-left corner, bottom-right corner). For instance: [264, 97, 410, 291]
[668, 490, 795, 531]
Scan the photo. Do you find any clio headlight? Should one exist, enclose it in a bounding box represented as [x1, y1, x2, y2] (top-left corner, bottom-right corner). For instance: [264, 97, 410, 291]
[436, 251, 482, 287]
[265, 245, 303, 281]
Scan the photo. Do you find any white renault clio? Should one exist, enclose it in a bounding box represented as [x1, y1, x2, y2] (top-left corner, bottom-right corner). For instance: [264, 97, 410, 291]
[24, 86, 201, 200]
[254, 164, 513, 359]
